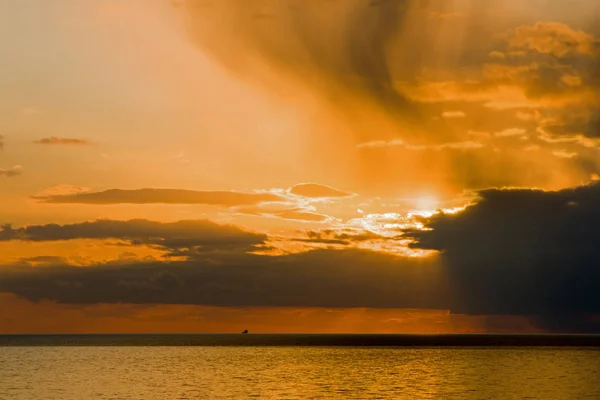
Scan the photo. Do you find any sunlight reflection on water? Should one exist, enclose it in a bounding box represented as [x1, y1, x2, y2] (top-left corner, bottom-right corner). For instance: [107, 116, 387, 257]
[1, 347, 600, 399]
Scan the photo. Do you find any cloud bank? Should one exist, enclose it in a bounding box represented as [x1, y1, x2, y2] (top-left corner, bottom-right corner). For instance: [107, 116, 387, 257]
[5, 179, 600, 331]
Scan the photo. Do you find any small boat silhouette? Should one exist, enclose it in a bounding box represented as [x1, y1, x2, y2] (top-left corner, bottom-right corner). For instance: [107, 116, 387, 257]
[241, 329, 249, 334]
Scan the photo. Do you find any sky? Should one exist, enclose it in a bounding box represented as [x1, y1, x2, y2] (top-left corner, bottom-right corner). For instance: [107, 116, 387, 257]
[1, 0, 600, 333]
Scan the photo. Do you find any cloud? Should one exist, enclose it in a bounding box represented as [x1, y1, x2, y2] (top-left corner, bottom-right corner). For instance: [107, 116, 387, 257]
[399, 64, 592, 111]
[0, 165, 22, 178]
[0, 247, 444, 309]
[516, 110, 541, 121]
[289, 183, 352, 198]
[441, 111, 466, 118]
[552, 150, 578, 159]
[494, 128, 527, 137]
[539, 109, 600, 140]
[4, 182, 600, 331]
[509, 22, 599, 58]
[17, 256, 70, 266]
[36, 185, 92, 197]
[234, 201, 335, 222]
[178, 1, 600, 194]
[273, 209, 332, 222]
[180, 0, 416, 121]
[0, 217, 444, 311]
[356, 139, 406, 149]
[34, 137, 91, 145]
[400, 22, 600, 106]
[357, 139, 484, 151]
[0, 219, 267, 256]
[404, 182, 600, 331]
[295, 229, 390, 246]
[33, 188, 284, 206]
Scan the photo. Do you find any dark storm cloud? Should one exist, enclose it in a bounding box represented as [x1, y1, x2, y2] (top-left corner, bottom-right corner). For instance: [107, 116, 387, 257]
[0, 249, 444, 309]
[404, 182, 600, 331]
[33, 188, 284, 206]
[0, 219, 266, 254]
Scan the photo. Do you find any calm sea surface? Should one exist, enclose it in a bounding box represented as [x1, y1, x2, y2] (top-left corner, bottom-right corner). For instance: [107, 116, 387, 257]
[1, 345, 600, 399]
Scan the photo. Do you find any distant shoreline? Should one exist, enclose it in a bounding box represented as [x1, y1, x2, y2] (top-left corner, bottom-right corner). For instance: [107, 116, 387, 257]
[2, 334, 600, 347]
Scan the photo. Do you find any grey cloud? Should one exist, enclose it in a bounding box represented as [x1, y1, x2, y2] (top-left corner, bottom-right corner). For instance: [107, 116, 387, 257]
[0, 248, 444, 309]
[0, 219, 267, 255]
[295, 229, 392, 246]
[33, 188, 284, 206]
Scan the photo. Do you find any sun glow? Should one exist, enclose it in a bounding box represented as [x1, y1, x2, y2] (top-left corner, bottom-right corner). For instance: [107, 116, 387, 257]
[415, 195, 440, 211]
[349, 204, 468, 238]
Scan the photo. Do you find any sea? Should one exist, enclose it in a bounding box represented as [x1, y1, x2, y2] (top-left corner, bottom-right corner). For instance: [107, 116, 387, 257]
[1, 335, 600, 399]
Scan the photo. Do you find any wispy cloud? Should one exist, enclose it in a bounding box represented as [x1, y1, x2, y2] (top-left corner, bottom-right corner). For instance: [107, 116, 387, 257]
[34, 137, 91, 146]
[552, 150, 578, 159]
[289, 183, 353, 198]
[36, 185, 92, 197]
[357, 139, 484, 151]
[441, 111, 466, 118]
[0, 165, 22, 178]
[234, 203, 334, 223]
[495, 128, 527, 138]
[33, 188, 285, 206]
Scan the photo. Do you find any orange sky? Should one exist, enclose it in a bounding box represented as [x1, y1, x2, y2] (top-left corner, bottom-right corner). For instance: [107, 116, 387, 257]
[1, 0, 600, 333]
